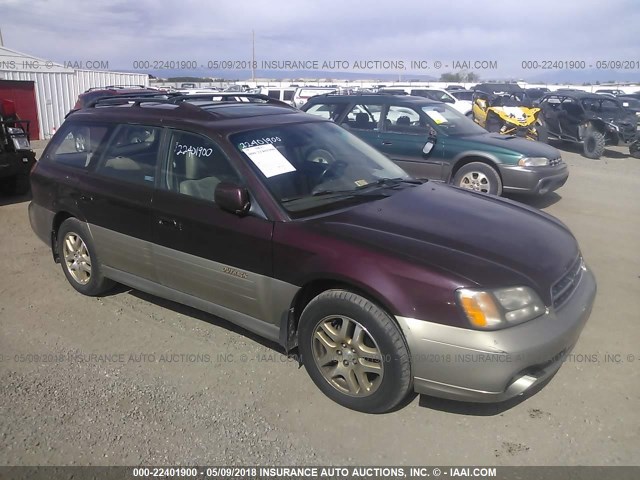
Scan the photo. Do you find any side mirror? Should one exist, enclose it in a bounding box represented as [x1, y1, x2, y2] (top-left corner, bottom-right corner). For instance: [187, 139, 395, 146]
[423, 128, 437, 155]
[214, 182, 250, 216]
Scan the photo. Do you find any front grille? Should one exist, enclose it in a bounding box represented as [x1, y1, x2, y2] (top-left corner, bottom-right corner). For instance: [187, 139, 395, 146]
[551, 256, 584, 309]
[549, 157, 562, 167]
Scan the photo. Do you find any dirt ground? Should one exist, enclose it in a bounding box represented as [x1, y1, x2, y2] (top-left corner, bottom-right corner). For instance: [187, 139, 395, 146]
[1, 141, 639, 466]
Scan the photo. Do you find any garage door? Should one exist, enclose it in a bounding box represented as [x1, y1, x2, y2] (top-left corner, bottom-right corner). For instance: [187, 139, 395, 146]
[0, 80, 39, 140]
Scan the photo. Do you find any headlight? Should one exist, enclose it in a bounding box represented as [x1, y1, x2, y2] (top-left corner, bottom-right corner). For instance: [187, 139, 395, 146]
[7, 127, 25, 135]
[457, 286, 546, 330]
[518, 157, 549, 167]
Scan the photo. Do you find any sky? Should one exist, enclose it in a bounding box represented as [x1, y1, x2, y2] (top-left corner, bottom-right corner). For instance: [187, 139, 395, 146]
[2, 0, 640, 80]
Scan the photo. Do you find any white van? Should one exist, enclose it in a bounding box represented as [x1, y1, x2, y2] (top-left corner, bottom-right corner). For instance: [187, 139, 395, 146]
[256, 87, 297, 106]
[379, 87, 473, 116]
[293, 87, 337, 108]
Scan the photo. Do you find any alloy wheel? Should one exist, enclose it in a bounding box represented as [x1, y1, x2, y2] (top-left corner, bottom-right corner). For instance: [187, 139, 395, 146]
[62, 232, 92, 285]
[459, 171, 490, 193]
[311, 315, 384, 397]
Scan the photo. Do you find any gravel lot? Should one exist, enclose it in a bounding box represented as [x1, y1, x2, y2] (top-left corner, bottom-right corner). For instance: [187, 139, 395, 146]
[1, 141, 639, 466]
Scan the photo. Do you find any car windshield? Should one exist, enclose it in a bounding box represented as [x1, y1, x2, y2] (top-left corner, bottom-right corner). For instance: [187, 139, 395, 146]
[411, 90, 455, 104]
[421, 104, 487, 136]
[231, 122, 416, 216]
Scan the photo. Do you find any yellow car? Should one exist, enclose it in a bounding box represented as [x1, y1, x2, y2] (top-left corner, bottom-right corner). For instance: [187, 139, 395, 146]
[472, 83, 547, 142]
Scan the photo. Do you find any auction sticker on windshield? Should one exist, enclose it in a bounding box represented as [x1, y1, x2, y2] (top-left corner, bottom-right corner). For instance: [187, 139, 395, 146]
[425, 110, 448, 124]
[242, 144, 296, 178]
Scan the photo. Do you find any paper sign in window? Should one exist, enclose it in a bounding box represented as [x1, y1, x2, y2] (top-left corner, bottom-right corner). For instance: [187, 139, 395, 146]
[425, 110, 448, 124]
[242, 144, 296, 178]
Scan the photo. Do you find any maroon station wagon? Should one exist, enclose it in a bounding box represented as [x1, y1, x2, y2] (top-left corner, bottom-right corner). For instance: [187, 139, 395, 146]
[28, 94, 597, 413]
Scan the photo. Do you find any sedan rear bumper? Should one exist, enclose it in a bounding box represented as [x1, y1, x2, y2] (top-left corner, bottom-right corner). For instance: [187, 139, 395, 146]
[396, 267, 596, 403]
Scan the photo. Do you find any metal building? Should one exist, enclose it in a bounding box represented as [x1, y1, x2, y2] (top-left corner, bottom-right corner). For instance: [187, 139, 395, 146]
[0, 46, 148, 139]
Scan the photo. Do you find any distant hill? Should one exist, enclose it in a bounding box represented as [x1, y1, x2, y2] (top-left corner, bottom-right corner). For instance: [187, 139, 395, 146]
[134, 68, 439, 82]
[525, 69, 640, 84]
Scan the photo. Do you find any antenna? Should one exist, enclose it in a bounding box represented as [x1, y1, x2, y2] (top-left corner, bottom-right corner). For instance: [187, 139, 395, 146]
[251, 30, 255, 83]
[0, 27, 4, 47]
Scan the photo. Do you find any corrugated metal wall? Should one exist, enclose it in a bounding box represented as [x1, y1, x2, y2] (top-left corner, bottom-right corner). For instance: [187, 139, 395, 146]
[0, 69, 148, 139]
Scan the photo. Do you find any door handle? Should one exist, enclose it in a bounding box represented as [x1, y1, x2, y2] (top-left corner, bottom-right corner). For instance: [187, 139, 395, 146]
[79, 194, 94, 202]
[382, 141, 393, 145]
[158, 218, 182, 230]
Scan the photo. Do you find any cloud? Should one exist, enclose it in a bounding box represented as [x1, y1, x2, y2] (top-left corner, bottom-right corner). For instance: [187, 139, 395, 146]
[1, 0, 639, 77]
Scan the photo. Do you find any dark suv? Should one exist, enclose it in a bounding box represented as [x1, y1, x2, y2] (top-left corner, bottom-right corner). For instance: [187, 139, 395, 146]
[29, 94, 596, 413]
[538, 91, 638, 159]
[301, 94, 567, 196]
[0, 98, 36, 195]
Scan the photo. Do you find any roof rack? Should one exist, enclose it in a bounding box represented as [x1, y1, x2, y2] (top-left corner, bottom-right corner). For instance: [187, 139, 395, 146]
[86, 85, 151, 92]
[69, 92, 296, 118]
[83, 92, 177, 109]
[169, 92, 294, 108]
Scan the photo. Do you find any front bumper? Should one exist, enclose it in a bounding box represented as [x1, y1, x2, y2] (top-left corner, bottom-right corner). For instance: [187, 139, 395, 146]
[396, 268, 596, 403]
[499, 163, 568, 196]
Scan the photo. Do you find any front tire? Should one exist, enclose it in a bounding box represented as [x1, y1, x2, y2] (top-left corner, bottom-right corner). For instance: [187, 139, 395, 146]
[485, 113, 502, 133]
[630, 141, 640, 159]
[453, 162, 503, 196]
[298, 290, 412, 413]
[58, 218, 115, 296]
[534, 123, 548, 143]
[582, 127, 606, 159]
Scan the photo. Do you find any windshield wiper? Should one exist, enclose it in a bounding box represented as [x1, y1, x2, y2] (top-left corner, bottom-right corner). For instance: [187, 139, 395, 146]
[280, 178, 424, 203]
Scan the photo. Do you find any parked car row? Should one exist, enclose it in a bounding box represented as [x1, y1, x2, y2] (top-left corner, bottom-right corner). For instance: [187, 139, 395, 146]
[459, 83, 639, 159]
[29, 92, 597, 413]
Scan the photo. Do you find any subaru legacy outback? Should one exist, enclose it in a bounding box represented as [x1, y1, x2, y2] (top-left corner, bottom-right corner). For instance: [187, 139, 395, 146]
[301, 94, 568, 196]
[29, 94, 596, 413]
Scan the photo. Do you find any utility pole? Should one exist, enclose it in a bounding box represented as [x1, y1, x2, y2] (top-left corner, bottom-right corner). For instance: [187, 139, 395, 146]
[251, 30, 255, 83]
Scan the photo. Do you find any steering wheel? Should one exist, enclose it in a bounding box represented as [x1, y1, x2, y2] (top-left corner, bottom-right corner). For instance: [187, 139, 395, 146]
[306, 148, 342, 182]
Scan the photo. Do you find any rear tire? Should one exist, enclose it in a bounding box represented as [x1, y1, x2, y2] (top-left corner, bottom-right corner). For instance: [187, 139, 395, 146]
[57, 218, 115, 296]
[453, 162, 503, 196]
[298, 290, 412, 413]
[582, 128, 606, 159]
[630, 141, 640, 159]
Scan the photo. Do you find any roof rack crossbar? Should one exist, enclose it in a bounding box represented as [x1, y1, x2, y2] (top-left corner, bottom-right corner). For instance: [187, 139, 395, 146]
[84, 92, 179, 109]
[169, 93, 294, 108]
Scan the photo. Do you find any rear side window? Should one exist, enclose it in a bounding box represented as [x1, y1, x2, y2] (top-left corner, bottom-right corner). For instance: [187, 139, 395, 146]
[45, 123, 112, 169]
[95, 124, 162, 186]
[160, 130, 241, 202]
[283, 90, 294, 101]
[341, 104, 382, 130]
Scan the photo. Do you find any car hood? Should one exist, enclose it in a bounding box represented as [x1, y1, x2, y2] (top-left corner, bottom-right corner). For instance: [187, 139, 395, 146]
[314, 183, 579, 303]
[455, 133, 562, 159]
